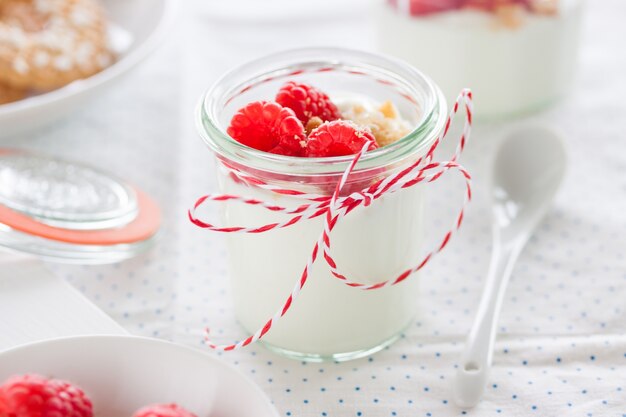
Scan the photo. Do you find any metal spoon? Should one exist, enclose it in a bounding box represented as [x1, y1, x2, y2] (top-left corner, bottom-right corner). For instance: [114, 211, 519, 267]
[453, 125, 567, 408]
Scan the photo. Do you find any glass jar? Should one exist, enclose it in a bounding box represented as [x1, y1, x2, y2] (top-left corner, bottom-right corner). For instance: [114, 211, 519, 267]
[196, 48, 449, 362]
[379, 0, 584, 119]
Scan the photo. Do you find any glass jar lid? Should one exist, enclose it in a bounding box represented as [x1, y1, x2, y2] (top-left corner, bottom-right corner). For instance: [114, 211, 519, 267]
[0, 149, 160, 264]
[0, 150, 138, 230]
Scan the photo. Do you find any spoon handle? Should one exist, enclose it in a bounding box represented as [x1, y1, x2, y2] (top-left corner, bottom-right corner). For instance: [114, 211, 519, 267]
[453, 236, 525, 408]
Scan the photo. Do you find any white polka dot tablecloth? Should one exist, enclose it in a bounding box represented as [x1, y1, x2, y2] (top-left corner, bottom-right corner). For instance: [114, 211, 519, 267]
[3, 0, 625, 416]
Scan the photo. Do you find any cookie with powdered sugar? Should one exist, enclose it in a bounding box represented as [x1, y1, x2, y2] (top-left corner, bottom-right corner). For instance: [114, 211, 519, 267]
[0, 0, 115, 90]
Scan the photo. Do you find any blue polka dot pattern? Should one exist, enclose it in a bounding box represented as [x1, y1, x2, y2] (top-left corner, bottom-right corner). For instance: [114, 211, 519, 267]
[21, 1, 626, 416]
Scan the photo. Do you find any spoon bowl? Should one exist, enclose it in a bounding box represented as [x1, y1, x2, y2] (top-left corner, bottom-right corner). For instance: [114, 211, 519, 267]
[493, 126, 567, 242]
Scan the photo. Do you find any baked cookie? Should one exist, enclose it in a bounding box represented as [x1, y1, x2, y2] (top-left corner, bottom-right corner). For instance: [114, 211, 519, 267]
[0, 0, 114, 90]
[0, 81, 26, 104]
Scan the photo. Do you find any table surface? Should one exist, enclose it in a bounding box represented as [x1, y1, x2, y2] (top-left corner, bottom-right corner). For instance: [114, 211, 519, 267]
[1, 0, 625, 416]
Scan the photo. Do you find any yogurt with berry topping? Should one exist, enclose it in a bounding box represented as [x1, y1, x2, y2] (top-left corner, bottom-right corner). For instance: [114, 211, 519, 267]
[379, 0, 584, 118]
[195, 48, 458, 361]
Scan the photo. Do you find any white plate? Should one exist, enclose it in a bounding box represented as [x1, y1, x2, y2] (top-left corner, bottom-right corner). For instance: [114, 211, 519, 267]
[0, 335, 279, 417]
[0, 0, 175, 138]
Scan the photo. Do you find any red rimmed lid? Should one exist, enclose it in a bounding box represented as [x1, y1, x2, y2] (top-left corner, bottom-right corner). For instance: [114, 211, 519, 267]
[0, 149, 160, 263]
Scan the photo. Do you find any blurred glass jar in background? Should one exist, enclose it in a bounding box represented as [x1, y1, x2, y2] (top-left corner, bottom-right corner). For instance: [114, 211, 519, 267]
[379, 0, 585, 119]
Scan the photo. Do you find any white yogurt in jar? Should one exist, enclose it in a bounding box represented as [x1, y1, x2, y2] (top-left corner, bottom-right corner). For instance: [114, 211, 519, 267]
[379, 0, 584, 118]
[220, 168, 424, 359]
[216, 95, 429, 360]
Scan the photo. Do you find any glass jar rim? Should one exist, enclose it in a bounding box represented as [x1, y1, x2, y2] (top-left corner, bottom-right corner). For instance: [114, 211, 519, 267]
[197, 47, 447, 176]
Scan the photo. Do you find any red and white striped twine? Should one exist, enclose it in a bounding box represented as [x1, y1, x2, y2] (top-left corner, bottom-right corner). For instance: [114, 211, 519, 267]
[189, 89, 474, 351]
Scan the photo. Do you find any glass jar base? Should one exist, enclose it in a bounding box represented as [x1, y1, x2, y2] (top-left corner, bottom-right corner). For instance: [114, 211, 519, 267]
[259, 326, 408, 363]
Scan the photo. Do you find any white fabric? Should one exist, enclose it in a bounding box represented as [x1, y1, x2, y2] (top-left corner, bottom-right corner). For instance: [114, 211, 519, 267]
[0, 255, 126, 350]
[2, 0, 625, 415]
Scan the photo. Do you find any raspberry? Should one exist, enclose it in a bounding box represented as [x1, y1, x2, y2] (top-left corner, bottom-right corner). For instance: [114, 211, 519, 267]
[305, 120, 378, 157]
[132, 403, 198, 417]
[0, 374, 93, 417]
[276, 81, 342, 125]
[227, 101, 306, 156]
[409, 0, 462, 15]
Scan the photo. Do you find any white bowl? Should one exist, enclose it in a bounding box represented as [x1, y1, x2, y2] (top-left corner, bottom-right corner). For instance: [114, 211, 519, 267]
[0, 335, 279, 417]
[0, 0, 174, 138]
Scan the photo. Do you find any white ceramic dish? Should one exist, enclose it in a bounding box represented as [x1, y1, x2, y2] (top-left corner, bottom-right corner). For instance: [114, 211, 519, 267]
[0, 0, 174, 138]
[0, 335, 279, 417]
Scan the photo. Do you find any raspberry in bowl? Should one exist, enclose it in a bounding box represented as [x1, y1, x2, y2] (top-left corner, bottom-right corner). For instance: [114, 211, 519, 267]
[379, 0, 584, 119]
[0, 374, 93, 417]
[0, 335, 277, 417]
[194, 48, 471, 361]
